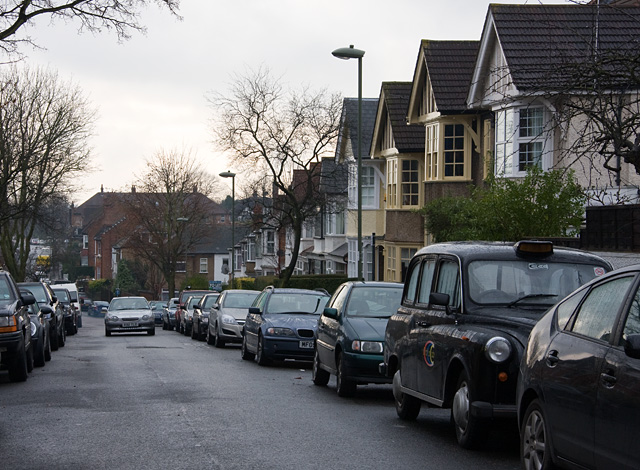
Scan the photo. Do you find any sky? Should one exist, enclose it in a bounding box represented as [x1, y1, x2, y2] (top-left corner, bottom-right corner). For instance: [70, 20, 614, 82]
[20, 0, 568, 205]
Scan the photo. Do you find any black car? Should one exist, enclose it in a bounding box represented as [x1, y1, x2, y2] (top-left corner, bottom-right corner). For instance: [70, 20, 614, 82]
[0, 271, 37, 382]
[381, 240, 612, 449]
[18, 281, 66, 351]
[241, 287, 330, 365]
[314, 281, 403, 397]
[191, 293, 219, 341]
[23, 292, 52, 367]
[52, 287, 78, 336]
[517, 264, 640, 470]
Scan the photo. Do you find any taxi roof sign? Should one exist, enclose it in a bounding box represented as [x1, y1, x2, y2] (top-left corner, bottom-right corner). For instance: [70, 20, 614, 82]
[514, 240, 554, 257]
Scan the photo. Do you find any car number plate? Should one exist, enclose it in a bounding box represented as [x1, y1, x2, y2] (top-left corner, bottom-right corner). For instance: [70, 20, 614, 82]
[123, 322, 138, 328]
[299, 340, 314, 349]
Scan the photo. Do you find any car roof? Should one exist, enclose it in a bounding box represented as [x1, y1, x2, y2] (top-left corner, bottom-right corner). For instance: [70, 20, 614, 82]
[266, 287, 329, 295]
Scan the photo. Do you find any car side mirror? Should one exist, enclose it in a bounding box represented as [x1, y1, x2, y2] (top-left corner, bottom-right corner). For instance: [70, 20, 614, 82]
[625, 334, 640, 359]
[429, 292, 453, 315]
[193, 305, 200, 310]
[323, 307, 339, 320]
[19, 293, 36, 307]
[248, 307, 261, 315]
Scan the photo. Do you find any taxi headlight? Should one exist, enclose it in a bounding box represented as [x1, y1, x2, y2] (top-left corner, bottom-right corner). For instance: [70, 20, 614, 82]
[485, 337, 512, 363]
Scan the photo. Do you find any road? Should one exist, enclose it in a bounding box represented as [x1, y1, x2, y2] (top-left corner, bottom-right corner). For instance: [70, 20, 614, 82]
[0, 316, 520, 470]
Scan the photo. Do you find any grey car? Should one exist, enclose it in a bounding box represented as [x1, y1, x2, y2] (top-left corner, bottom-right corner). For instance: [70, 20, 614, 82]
[207, 289, 260, 347]
[104, 297, 155, 336]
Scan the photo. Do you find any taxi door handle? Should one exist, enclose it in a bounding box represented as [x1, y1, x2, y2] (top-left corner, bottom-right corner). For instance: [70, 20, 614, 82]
[417, 321, 430, 327]
[546, 350, 559, 367]
[601, 369, 617, 388]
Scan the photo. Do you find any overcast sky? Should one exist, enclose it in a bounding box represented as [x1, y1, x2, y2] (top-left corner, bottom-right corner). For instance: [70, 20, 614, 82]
[22, 0, 567, 205]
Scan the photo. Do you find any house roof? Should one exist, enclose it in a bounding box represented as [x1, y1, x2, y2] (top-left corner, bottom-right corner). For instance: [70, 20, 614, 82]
[372, 82, 424, 156]
[422, 40, 480, 112]
[335, 97, 379, 161]
[485, 4, 640, 92]
[319, 157, 348, 195]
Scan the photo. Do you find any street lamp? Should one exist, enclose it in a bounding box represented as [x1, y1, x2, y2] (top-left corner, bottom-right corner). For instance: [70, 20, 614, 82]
[219, 171, 236, 286]
[332, 44, 365, 281]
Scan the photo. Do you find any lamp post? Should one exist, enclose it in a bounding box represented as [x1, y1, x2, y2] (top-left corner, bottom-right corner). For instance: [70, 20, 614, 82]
[219, 171, 236, 286]
[332, 44, 365, 281]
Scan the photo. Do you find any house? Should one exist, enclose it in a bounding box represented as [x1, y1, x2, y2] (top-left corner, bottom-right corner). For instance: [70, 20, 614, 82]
[466, 3, 640, 203]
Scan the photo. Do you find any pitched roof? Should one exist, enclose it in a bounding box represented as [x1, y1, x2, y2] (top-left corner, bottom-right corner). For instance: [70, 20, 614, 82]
[335, 97, 379, 160]
[379, 82, 424, 152]
[422, 40, 479, 112]
[319, 157, 348, 195]
[489, 4, 640, 90]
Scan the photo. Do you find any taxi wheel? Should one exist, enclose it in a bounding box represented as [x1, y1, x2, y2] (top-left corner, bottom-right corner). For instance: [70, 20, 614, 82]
[312, 349, 330, 386]
[521, 400, 556, 470]
[336, 352, 357, 397]
[241, 335, 255, 361]
[452, 371, 482, 449]
[393, 370, 421, 420]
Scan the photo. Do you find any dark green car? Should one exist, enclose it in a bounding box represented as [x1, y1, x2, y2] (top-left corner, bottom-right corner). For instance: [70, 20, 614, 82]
[313, 281, 403, 397]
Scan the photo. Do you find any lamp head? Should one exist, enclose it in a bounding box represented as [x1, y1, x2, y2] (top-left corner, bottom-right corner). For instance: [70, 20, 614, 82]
[219, 171, 236, 178]
[332, 45, 365, 60]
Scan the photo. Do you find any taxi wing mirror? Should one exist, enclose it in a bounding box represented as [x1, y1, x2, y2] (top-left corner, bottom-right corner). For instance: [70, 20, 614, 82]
[429, 292, 453, 315]
[625, 334, 640, 359]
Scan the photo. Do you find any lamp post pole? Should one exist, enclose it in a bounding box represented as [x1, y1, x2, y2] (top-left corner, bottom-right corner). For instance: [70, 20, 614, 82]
[219, 171, 236, 287]
[332, 45, 365, 281]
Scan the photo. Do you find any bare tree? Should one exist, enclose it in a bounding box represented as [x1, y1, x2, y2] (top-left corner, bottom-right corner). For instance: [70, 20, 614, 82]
[209, 67, 342, 285]
[120, 149, 219, 297]
[0, 65, 94, 280]
[0, 0, 181, 55]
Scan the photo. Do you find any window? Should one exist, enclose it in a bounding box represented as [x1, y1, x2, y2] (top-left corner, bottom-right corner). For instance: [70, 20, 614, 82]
[176, 261, 186, 273]
[387, 245, 397, 282]
[444, 124, 465, 177]
[265, 231, 275, 254]
[82, 235, 88, 249]
[361, 166, 376, 208]
[400, 247, 417, 282]
[436, 260, 460, 308]
[387, 159, 397, 208]
[570, 277, 633, 341]
[234, 247, 242, 271]
[623, 286, 640, 341]
[426, 124, 439, 180]
[348, 239, 358, 279]
[199, 258, 208, 274]
[417, 259, 437, 304]
[495, 106, 550, 177]
[401, 160, 419, 206]
[246, 238, 255, 262]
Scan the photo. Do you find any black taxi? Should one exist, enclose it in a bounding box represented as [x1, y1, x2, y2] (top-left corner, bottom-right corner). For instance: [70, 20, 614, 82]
[380, 240, 612, 449]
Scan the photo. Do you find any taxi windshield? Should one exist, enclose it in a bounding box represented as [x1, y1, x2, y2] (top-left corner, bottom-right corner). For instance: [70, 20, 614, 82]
[468, 260, 607, 306]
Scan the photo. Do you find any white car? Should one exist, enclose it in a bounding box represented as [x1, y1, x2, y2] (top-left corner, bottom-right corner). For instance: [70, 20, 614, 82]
[207, 289, 260, 347]
[104, 297, 155, 336]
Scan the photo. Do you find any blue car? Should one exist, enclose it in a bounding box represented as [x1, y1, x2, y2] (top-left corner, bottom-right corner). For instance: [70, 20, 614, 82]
[313, 281, 403, 397]
[241, 287, 330, 365]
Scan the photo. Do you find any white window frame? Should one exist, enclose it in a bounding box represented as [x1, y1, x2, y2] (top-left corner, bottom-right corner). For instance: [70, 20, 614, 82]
[199, 258, 208, 274]
[265, 230, 275, 254]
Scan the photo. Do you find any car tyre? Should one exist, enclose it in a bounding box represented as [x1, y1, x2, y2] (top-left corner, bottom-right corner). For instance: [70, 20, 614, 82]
[8, 339, 28, 382]
[214, 326, 226, 348]
[105, 328, 111, 337]
[44, 332, 52, 362]
[452, 371, 483, 449]
[26, 343, 34, 373]
[336, 352, 357, 397]
[521, 399, 556, 470]
[191, 323, 197, 339]
[241, 334, 255, 361]
[256, 334, 271, 366]
[206, 326, 215, 345]
[58, 325, 66, 347]
[77, 315, 82, 328]
[393, 369, 421, 420]
[50, 325, 59, 351]
[34, 335, 46, 367]
[162, 319, 168, 330]
[148, 328, 155, 336]
[312, 349, 330, 386]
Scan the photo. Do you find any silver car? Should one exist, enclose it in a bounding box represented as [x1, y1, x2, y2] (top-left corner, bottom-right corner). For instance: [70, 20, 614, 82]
[104, 297, 155, 336]
[207, 289, 260, 347]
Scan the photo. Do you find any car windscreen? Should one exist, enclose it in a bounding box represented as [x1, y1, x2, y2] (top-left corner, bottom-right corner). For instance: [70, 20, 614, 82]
[109, 298, 150, 310]
[224, 292, 259, 308]
[346, 286, 403, 318]
[187, 296, 204, 308]
[202, 295, 219, 309]
[53, 290, 69, 302]
[267, 293, 329, 314]
[468, 260, 607, 307]
[21, 284, 47, 304]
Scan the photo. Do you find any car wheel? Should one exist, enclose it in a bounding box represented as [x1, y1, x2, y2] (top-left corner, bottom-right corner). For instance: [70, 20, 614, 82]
[256, 334, 271, 366]
[148, 328, 155, 336]
[336, 352, 357, 397]
[312, 348, 330, 386]
[44, 332, 52, 362]
[214, 326, 225, 348]
[8, 338, 28, 382]
[452, 371, 483, 449]
[206, 326, 215, 345]
[34, 335, 46, 367]
[241, 334, 255, 361]
[162, 319, 167, 330]
[105, 328, 111, 337]
[26, 342, 34, 373]
[521, 399, 556, 470]
[393, 369, 421, 420]
[77, 315, 82, 328]
[58, 324, 66, 347]
[191, 323, 197, 339]
[50, 325, 59, 351]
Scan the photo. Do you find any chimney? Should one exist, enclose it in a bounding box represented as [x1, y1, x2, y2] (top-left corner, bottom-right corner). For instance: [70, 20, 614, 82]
[101, 184, 104, 193]
[131, 185, 136, 193]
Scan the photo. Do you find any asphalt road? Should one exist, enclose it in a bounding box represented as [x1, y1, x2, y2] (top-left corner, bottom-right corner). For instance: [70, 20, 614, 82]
[0, 316, 520, 470]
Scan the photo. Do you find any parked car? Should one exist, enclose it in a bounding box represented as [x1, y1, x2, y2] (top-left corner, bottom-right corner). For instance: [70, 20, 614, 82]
[517, 264, 640, 470]
[180, 295, 205, 336]
[104, 297, 155, 336]
[191, 293, 220, 341]
[52, 287, 78, 336]
[380, 240, 612, 449]
[22, 292, 51, 367]
[18, 281, 65, 351]
[0, 272, 37, 382]
[90, 301, 109, 317]
[51, 281, 82, 327]
[207, 289, 260, 347]
[162, 298, 178, 330]
[175, 290, 209, 334]
[79, 295, 93, 318]
[313, 281, 403, 397]
[148, 300, 165, 325]
[241, 287, 330, 365]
